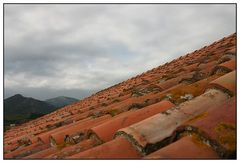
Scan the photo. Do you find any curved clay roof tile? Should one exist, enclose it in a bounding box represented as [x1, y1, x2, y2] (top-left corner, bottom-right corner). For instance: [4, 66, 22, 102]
[176, 97, 236, 158]
[24, 147, 58, 159]
[50, 115, 111, 145]
[89, 100, 174, 143]
[68, 137, 141, 159]
[46, 139, 98, 159]
[144, 136, 219, 159]
[4, 143, 41, 159]
[217, 59, 236, 72]
[115, 89, 229, 155]
[207, 70, 236, 96]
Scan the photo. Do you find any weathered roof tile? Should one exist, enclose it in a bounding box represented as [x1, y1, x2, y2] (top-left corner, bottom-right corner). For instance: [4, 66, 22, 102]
[4, 143, 19, 153]
[46, 139, 98, 158]
[216, 59, 236, 72]
[115, 89, 229, 155]
[89, 100, 174, 143]
[24, 147, 58, 159]
[144, 135, 219, 159]
[176, 97, 236, 158]
[49, 115, 111, 146]
[36, 116, 92, 144]
[4, 143, 43, 159]
[68, 137, 141, 159]
[207, 70, 236, 96]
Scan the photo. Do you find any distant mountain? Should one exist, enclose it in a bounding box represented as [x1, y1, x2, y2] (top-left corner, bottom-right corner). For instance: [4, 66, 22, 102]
[45, 96, 79, 108]
[4, 94, 57, 126]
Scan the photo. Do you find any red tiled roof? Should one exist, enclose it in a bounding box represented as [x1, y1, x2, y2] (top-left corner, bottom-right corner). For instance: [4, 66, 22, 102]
[4, 33, 236, 159]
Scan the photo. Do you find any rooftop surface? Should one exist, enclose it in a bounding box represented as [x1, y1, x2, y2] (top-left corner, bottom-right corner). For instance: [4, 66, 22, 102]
[4, 33, 236, 159]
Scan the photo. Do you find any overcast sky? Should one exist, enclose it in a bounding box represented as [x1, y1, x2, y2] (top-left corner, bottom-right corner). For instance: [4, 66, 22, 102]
[4, 4, 236, 100]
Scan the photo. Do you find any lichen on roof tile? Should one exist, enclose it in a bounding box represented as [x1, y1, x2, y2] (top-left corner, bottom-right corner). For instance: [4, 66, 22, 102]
[175, 97, 236, 158]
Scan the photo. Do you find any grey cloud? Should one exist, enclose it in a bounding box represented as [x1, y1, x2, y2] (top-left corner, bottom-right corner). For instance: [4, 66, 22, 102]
[4, 4, 236, 100]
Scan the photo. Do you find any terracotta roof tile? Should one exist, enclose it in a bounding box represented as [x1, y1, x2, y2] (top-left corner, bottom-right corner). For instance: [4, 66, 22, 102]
[207, 70, 236, 96]
[68, 137, 141, 159]
[215, 59, 236, 72]
[176, 97, 236, 158]
[28, 137, 38, 144]
[36, 116, 92, 144]
[159, 74, 221, 105]
[224, 47, 236, 55]
[5, 134, 29, 146]
[10, 144, 51, 159]
[24, 147, 58, 159]
[115, 89, 229, 155]
[144, 135, 219, 159]
[4, 143, 19, 154]
[46, 139, 98, 158]
[157, 75, 184, 90]
[198, 61, 217, 75]
[49, 115, 111, 146]
[217, 54, 235, 64]
[4, 143, 42, 159]
[89, 100, 175, 143]
[70, 112, 92, 122]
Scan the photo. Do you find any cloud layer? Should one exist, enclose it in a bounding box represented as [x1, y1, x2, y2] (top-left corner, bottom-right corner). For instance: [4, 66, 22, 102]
[4, 4, 236, 100]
